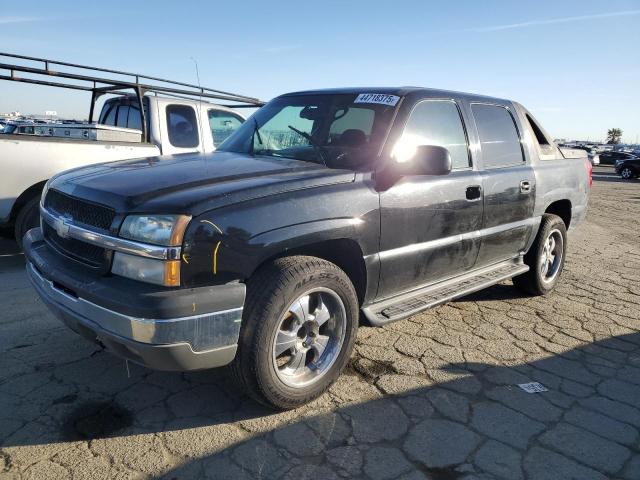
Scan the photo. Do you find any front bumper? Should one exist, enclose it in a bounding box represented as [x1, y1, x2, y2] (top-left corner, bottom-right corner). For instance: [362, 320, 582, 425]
[24, 228, 245, 371]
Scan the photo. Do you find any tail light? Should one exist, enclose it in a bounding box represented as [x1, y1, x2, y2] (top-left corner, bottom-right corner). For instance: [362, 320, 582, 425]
[586, 158, 593, 187]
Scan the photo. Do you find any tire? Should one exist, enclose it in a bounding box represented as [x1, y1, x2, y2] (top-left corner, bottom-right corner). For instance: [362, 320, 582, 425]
[231, 255, 359, 410]
[513, 214, 567, 296]
[14, 197, 40, 249]
[620, 167, 635, 180]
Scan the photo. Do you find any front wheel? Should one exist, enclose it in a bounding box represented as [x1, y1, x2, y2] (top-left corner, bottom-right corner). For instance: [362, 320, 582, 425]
[620, 167, 635, 180]
[513, 214, 567, 296]
[231, 256, 359, 409]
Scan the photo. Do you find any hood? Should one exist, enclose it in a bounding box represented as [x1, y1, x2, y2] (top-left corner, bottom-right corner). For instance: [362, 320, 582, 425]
[50, 151, 356, 215]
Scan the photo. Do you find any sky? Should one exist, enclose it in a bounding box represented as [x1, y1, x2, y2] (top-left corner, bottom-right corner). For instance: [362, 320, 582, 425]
[1, 0, 639, 143]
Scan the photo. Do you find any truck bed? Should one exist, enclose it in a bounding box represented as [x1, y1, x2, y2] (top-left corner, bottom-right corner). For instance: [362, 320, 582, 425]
[0, 134, 160, 223]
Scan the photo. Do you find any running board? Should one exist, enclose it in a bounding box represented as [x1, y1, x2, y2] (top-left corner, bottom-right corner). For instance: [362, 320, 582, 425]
[363, 259, 529, 326]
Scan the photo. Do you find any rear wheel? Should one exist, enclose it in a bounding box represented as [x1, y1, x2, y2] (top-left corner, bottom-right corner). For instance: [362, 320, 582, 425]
[620, 167, 635, 180]
[231, 256, 359, 409]
[513, 214, 567, 296]
[14, 197, 40, 249]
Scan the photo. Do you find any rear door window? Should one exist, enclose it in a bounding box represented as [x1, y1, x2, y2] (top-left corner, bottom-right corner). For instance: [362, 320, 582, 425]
[167, 105, 199, 148]
[208, 110, 244, 146]
[471, 104, 524, 168]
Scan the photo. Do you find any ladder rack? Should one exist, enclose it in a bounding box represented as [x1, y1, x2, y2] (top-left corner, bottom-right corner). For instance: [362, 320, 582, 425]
[0, 52, 265, 141]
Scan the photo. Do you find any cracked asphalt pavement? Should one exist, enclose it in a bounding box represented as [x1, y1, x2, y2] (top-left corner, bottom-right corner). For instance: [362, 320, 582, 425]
[1, 166, 639, 479]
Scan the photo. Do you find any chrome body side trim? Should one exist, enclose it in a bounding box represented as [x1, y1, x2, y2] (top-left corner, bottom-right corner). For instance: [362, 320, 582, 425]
[40, 205, 181, 260]
[378, 216, 540, 260]
[27, 262, 242, 352]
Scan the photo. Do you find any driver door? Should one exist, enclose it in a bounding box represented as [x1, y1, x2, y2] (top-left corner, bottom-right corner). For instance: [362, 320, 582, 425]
[377, 99, 483, 300]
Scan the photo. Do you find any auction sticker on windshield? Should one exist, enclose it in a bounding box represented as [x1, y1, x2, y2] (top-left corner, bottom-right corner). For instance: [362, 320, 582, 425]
[354, 93, 400, 106]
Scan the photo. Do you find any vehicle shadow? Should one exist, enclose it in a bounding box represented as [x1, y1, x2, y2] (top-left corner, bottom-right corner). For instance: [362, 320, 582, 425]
[2, 325, 639, 479]
[455, 282, 525, 302]
[161, 333, 640, 479]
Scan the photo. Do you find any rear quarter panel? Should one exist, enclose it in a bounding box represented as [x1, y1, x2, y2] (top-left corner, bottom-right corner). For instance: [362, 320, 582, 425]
[531, 156, 590, 228]
[512, 104, 590, 230]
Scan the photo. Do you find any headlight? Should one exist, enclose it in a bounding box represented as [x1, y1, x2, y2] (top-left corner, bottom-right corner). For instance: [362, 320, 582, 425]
[112, 252, 180, 287]
[119, 214, 191, 246]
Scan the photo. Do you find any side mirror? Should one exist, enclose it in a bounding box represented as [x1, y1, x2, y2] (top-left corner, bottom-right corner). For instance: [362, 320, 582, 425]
[394, 145, 452, 176]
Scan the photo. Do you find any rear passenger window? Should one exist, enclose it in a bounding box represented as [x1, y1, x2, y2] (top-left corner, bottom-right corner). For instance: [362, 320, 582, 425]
[397, 100, 470, 169]
[102, 105, 117, 126]
[167, 105, 199, 148]
[127, 104, 142, 131]
[471, 104, 524, 168]
[116, 105, 129, 128]
[208, 110, 244, 146]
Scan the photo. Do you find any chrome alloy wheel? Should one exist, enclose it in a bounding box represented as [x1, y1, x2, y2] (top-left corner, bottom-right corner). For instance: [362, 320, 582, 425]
[271, 288, 346, 388]
[540, 228, 563, 283]
[621, 167, 634, 179]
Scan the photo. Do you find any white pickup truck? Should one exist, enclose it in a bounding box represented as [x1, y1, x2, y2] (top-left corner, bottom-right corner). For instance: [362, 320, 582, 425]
[0, 52, 263, 244]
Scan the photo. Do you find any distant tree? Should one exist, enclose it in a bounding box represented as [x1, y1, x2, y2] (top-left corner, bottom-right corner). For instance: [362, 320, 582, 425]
[606, 128, 623, 144]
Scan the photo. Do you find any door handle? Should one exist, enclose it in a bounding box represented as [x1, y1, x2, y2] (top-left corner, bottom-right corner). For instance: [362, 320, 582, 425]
[466, 185, 482, 201]
[520, 181, 532, 193]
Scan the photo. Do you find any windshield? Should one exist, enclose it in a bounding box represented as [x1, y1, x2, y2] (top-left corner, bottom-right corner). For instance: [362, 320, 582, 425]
[218, 93, 400, 169]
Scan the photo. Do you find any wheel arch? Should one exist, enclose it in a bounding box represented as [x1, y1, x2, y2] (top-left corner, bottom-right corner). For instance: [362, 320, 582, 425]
[10, 180, 46, 223]
[544, 199, 572, 228]
[263, 238, 369, 306]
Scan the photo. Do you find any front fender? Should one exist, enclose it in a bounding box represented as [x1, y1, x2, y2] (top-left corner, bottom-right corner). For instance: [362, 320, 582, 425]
[179, 179, 380, 288]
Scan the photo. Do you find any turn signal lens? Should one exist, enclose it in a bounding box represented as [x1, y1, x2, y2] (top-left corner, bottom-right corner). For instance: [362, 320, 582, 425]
[163, 260, 181, 287]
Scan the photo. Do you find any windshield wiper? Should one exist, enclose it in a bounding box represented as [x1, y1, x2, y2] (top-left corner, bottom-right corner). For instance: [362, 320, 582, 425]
[288, 125, 328, 166]
[249, 117, 264, 156]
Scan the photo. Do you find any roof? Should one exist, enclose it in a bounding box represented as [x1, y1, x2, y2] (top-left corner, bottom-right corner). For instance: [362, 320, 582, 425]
[282, 86, 510, 103]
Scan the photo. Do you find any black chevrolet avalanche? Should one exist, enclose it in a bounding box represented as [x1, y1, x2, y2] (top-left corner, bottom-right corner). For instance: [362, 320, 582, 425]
[24, 88, 590, 408]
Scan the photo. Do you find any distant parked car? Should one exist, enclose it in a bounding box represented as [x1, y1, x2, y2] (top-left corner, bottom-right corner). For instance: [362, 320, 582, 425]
[600, 150, 639, 165]
[1, 123, 17, 134]
[10, 124, 36, 135]
[615, 155, 640, 179]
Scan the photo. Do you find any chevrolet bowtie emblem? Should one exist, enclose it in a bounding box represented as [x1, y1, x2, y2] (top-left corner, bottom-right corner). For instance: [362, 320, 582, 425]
[54, 217, 71, 238]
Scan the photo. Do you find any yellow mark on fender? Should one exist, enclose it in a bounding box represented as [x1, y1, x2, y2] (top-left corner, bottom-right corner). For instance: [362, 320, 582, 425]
[192, 303, 196, 312]
[182, 253, 190, 264]
[213, 241, 222, 274]
[200, 219, 223, 234]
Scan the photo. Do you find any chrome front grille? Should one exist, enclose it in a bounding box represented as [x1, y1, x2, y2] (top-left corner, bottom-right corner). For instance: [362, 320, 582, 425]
[42, 222, 108, 268]
[44, 189, 115, 231]
[42, 189, 115, 269]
